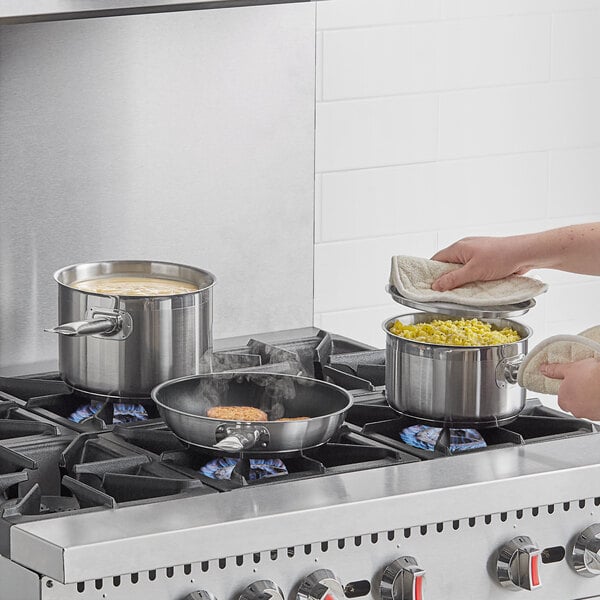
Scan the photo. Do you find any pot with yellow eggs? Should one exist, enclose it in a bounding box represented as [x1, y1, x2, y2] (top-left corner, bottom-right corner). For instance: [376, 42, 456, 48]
[46, 261, 215, 399]
[383, 313, 532, 428]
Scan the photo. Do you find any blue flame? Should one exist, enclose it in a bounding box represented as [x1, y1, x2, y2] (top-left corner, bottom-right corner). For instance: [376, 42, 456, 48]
[200, 458, 288, 481]
[69, 403, 148, 424]
[400, 425, 486, 452]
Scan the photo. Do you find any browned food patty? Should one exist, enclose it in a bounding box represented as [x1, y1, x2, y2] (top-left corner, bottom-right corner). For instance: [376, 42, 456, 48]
[206, 406, 268, 421]
[276, 416, 310, 422]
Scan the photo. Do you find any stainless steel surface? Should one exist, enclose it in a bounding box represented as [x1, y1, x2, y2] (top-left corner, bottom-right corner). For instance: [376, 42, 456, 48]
[0, 3, 316, 373]
[380, 557, 425, 600]
[496, 536, 541, 591]
[0, 0, 315, 23]
[572, 524, 600, 577]
[297, 569, 345, 600]
[152, 372, 353, 454]
[386, 284, 536, 318]
[51, 261, 214, 398]
[384, 313, 531, 427]
[9, 433, 600, 589]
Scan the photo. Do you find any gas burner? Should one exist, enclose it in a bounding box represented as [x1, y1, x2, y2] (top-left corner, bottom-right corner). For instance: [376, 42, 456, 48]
[200, 457, 288, 481]
[400, 425, 487, 453]
[69, 403, 148, 424]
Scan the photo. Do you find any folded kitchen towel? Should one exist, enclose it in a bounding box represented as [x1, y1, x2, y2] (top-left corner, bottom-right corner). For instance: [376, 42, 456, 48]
[390, 256, 548, 307]
[517, 333, 600, 395]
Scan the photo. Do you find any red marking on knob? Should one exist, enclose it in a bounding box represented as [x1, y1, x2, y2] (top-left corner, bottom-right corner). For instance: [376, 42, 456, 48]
[324, 594, 336, 600]
[530, 554, 540, 588]
[415, 575, 424, 600]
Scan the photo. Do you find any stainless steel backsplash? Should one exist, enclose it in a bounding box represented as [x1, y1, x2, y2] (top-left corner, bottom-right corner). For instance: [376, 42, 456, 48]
[0, 3, 316, 373]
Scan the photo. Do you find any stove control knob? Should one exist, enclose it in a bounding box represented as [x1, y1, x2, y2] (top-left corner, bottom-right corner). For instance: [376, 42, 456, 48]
[240, 580, 284, 600]
[380, 556, 425, 600]
[185, 592, 218, 600]
[572, 524, 600, 577]
[297, 569, 346, 600]
[497, 536, 542, 591]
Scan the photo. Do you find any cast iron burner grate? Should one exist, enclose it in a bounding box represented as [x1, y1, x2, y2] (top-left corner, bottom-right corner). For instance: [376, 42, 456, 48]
[0, 374, 158, 430]
[110, 421, 418, 490]
[345, 398, 598, 459]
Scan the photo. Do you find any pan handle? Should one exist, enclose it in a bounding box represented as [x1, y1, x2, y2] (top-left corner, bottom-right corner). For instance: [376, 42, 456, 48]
[214, 424, 270, 452]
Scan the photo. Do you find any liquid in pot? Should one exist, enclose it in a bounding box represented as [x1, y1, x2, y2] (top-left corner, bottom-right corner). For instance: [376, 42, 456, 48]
[71, 276, 198, 296]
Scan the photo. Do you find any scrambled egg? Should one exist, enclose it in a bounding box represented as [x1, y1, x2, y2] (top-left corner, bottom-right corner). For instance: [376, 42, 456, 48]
[389, 318, 521, 346]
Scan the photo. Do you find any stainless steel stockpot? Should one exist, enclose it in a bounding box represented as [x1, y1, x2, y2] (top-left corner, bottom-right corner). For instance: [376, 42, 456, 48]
[383, 313, 532, 428]
[47, 260, 215, 399]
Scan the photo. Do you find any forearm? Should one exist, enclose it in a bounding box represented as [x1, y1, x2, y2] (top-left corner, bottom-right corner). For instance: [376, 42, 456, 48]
[509, 223, 600, 275]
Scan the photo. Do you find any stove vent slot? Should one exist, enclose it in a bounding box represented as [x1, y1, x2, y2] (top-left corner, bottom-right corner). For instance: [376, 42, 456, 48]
[403, 528, 410, 538]
[131, 572, 139, 584]
[452, 520, 460, 530]
[547, 504, 555, 514]
[337, 538, 345, 549]
[353, 536, 362, 547]
[436, 522, 444, 532]
[202, 561, 209, 572]
[166, 567, 174, 578]
[563, 501, 571, 511]
[516, 509, 523, 519]
[76, 582, 85, 593]
[532, 506, 539, 516]
[370, 533, 378, 544]
[387, 530, 395, 541]
[321, 541, 329, 552]
[114, 575, 122, 586]
[579, 499, 586, 509]
[419, 525, 427, 535]
[183, 564, 192, 575]
[219, 558, 226, 569]
[595, 497, 600, 506]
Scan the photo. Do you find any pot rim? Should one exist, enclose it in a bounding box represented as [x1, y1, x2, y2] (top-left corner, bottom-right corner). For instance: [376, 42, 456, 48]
[382, 312, 532, 349]
[151, 371, 354, 423]
[53, 260, 216, 298]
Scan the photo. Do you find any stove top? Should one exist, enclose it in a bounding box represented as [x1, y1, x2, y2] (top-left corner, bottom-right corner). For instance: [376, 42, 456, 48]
[1, 328, 600, 600]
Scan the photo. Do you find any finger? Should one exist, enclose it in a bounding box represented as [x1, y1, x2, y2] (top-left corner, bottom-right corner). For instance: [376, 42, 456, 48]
[431, 247, 460, 263]
[540, 362, 571, 380]
[431, 265, 475, 292]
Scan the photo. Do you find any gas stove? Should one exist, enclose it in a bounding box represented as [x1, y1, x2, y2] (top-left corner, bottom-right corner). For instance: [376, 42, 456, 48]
[0, 327, 600, 600]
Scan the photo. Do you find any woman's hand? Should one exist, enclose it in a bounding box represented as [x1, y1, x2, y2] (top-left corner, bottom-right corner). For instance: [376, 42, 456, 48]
[541, 358, 600, 420]
[431, 236, 529, 291]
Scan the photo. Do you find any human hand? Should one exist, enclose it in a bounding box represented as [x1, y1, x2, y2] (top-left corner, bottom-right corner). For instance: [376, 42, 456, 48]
[431, 237, 529, 292]
[540, 358, 600, 420]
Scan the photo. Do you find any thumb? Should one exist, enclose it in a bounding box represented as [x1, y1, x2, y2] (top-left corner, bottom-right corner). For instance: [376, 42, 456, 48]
[431, 265, 475, 292]
[540, 362, 571, 380]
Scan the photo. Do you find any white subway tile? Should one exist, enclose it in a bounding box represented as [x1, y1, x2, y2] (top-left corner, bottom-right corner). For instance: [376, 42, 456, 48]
[314, 232, 438, 312]
[545, 280, 600, 323]
[549, 148, 600, 218]
[314, 174, 323, 243]
[316, 305, 400, 348]
[321, 24, 437, 100]
[552, 11, 600, 80]
[316, 95, 438, 172]
[320, 163, 438, 241]
[317, 0, 441, 30]
[439, 80, 600, 160]
[434, 153, 548, 228]
[321, 16, 550, 100]
[319, 153, 547, 242]
[442, 0, 600, 19]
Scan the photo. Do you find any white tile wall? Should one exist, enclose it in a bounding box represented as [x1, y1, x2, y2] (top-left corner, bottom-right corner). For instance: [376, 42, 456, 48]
[314, 0, 600, 414]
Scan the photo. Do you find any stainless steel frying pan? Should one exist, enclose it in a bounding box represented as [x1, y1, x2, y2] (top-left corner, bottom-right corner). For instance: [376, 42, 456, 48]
[151, 372, 353, 455]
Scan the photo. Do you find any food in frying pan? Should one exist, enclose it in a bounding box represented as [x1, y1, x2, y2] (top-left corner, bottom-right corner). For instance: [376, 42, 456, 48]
[206, 406, 268, 421]
[276, 417, 310, 421]
[389, 317, 520, 346]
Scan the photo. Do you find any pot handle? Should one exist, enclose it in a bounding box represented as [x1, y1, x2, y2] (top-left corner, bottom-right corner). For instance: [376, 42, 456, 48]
[45, 316, 121, 337]
[496, 354, 525, 388]
[214, 424, 270, 452]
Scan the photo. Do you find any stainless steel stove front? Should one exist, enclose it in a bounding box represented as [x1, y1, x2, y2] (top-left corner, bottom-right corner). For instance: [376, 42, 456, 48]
[3, 434, 600, 600]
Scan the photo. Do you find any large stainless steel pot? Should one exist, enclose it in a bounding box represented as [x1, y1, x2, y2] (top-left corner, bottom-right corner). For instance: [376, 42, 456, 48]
[152, 371, 353, 456]
[47, 260, 215, 399]
[383, 313, 532, 428]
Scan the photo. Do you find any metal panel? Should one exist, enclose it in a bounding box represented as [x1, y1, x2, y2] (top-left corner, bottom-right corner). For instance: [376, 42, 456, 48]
[0, 2, 316, 373]
[10, 434, 600, 583]
[0, 0, 314, 24]
[0, 554, 40, 600]
[28, 507, 600, 599]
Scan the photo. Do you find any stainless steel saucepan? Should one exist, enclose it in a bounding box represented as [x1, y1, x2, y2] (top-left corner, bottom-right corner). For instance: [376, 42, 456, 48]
[384, 312, 532, 428]
[151, 372, 353, 455]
